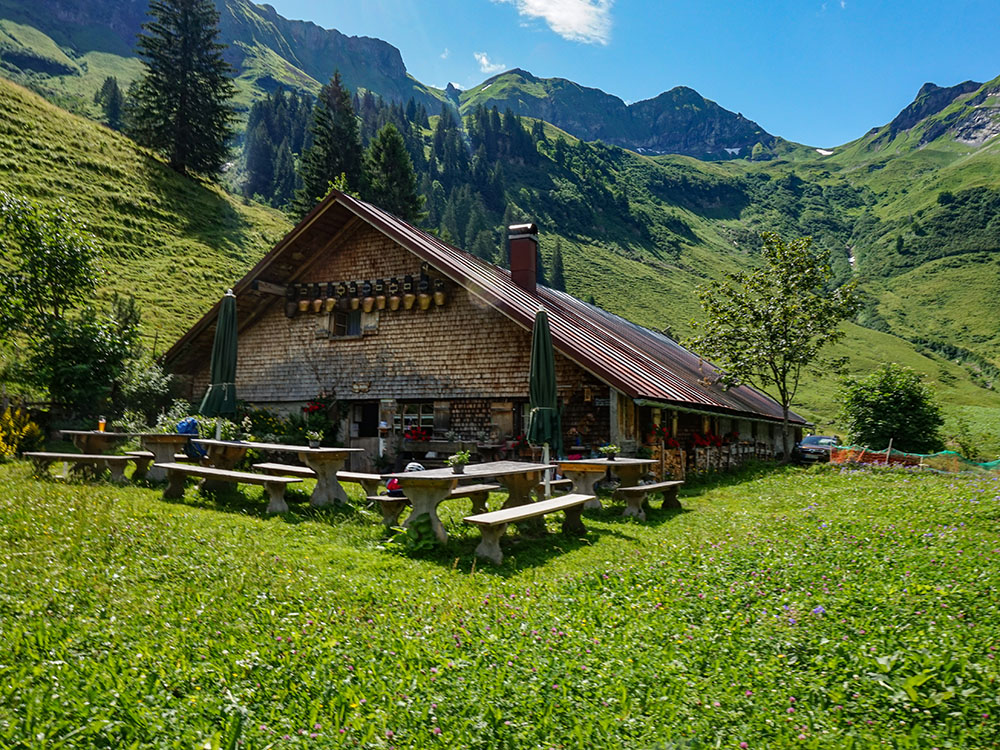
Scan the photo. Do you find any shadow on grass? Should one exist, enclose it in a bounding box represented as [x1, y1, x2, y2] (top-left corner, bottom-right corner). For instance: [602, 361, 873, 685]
[152, 482, 366, 527]
[388, 502, 690, 577]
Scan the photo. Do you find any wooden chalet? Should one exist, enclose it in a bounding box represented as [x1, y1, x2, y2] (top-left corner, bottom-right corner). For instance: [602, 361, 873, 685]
[164, 191, 807, 472]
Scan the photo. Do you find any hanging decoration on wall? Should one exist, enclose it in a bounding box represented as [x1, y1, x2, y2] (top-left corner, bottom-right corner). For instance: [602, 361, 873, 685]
[283, 272, 451, 318]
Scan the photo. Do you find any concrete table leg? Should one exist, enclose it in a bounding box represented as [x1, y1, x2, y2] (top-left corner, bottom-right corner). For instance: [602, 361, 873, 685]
[264, 482, 289, 514]
[144, 442, 180, 482]
[499, 470, 545, 534]
[202, 446, 246, 493]
[474, 523, 508, 565]
[301, 454, 349, 507]
[563, 468, 604, 510]
[562, 504, 587, 536]
[402, 484, 451, 544]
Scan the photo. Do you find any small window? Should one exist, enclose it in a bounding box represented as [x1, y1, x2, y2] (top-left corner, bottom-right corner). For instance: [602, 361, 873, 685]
[393, 402, 436, 433]
[331, 309, 362, 338]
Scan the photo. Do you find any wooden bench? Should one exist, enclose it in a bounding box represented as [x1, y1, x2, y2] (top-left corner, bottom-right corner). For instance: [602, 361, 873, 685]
[617, 480, 684, 520]
[369, 483, 501, 527]
[464, 493, 593, 565]
[23, 452, 135, 484]
[535, 477, 573, 496]
[153, 462, 301, 514]
[337, 471, 383, 497]
[127, 450, 199, 480]
[253, 464, 383, 497]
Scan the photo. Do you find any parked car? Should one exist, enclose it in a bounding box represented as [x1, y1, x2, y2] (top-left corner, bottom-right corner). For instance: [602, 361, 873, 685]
[793, 435, 838, 464]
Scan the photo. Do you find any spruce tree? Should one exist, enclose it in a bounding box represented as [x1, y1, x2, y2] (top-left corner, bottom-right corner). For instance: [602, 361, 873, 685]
[364, 123, 424, 223]
[94, 76, 124, 130]
[131, 0, 236, 176]
[550, 237, 567, 292]
[243, 122, 275, 200]
[294, 72, 362, 216]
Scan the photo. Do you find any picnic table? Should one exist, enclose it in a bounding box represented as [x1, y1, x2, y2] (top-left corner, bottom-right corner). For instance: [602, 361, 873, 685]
[134, 433, 192, 482]
[557, 457, 657, 509]
[383, 460, 554, 544]
[193, 439, 363, 507]
[60, 430, 134, 455]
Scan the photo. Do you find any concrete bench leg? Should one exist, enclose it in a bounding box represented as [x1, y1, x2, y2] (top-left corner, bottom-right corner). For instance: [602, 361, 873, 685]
[131, 457, 152, 481]
[163, 470, 186, 499]
[359, 479, 381, 497]
[264, 482, 289, 514]
[468, 491, 490, 515]
[379, 498, 408, 528]
[29, 458, 53, 477]
[622, 492, 647, 521]
[103, 461, 128, 485]
[562, 505, 587, 536]
[661, 486, 681, 510]
[475, 523, 508, 565]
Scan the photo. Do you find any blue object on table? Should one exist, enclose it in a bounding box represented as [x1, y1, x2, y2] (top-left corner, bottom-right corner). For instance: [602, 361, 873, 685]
[176, 417, 207, 458]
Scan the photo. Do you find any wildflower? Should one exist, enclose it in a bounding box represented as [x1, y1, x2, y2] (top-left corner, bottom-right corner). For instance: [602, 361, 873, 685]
[812, 605, 826, 615]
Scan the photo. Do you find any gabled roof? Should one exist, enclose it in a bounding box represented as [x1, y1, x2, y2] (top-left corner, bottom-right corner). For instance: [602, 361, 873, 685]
[164, 190, 806, 425]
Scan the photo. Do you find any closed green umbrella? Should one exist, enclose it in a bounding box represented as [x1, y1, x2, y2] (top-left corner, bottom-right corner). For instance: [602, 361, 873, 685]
[199, 290, 238, 437]
[526, 309, 562, 497]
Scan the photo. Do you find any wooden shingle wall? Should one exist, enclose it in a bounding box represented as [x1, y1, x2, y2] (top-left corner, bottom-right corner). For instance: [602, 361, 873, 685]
[191, 225, 605, 408]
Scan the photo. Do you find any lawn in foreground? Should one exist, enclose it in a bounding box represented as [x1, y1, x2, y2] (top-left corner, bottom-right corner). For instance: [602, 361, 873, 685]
[1, 461, 998, 748]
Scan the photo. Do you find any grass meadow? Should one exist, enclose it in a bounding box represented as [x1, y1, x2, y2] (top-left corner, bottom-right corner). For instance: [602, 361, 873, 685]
[1, 461, 998, 748]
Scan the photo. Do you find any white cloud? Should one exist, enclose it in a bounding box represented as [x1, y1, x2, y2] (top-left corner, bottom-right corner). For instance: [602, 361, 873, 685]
[496, 0, 613, 45]
[474, 51, 506, 74]
[440, 47, 450, 59]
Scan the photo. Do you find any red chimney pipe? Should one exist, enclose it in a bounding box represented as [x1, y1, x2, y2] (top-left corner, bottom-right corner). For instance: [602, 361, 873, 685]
[508, 222, 538, 294]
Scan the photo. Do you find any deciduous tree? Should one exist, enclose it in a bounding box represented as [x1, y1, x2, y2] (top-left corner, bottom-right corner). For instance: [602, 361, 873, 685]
[688, 232, 860, 459]
[838, 363, 944, 453]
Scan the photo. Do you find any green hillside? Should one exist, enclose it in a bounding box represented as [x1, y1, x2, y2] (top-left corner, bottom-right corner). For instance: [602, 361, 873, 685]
[3, 54, 1000, 444]
[0, 77, 291, 346]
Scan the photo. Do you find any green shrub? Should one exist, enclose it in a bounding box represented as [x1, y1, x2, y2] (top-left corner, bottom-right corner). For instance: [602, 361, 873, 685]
[839, 363, 944, 453]
[0, 404, 43, 458]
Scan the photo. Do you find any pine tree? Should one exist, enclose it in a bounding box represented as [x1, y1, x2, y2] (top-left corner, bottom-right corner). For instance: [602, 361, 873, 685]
[130, 0, 236, 176]
[363, 123, 424, 222]
[294, 71, 362, 216]
[550, 237, 567, 292]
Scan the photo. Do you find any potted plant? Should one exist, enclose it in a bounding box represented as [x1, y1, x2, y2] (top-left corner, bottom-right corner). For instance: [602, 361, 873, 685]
[447, 449, 471, 474]
[598, 444, 621, 461]
[305, 430, 323, 449]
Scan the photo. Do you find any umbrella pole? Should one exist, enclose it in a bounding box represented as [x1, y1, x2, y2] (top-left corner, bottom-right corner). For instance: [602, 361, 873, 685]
[215, 421, 222, 440]
[543, 443, 551, 498]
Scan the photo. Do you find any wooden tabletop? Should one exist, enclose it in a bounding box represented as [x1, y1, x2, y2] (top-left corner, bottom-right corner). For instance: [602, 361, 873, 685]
[60, 430, 134, 438]
[384, 460, 555, 481]
[192, 438, 364, 454]
[558, 457, 656, 467]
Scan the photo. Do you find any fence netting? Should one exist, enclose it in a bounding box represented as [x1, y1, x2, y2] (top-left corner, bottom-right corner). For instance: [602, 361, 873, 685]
[830, 445, 1000, 473]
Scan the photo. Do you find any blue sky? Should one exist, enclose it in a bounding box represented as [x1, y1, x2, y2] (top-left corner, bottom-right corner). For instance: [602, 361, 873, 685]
[266, 1, 1000, 147]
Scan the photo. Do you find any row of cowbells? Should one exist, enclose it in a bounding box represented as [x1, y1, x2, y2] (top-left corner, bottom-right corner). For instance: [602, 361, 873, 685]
[285, 277, 447, 317]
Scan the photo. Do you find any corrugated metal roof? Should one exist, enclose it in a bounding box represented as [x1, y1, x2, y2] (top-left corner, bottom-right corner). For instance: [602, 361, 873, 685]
[164, 190, 806, 425]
